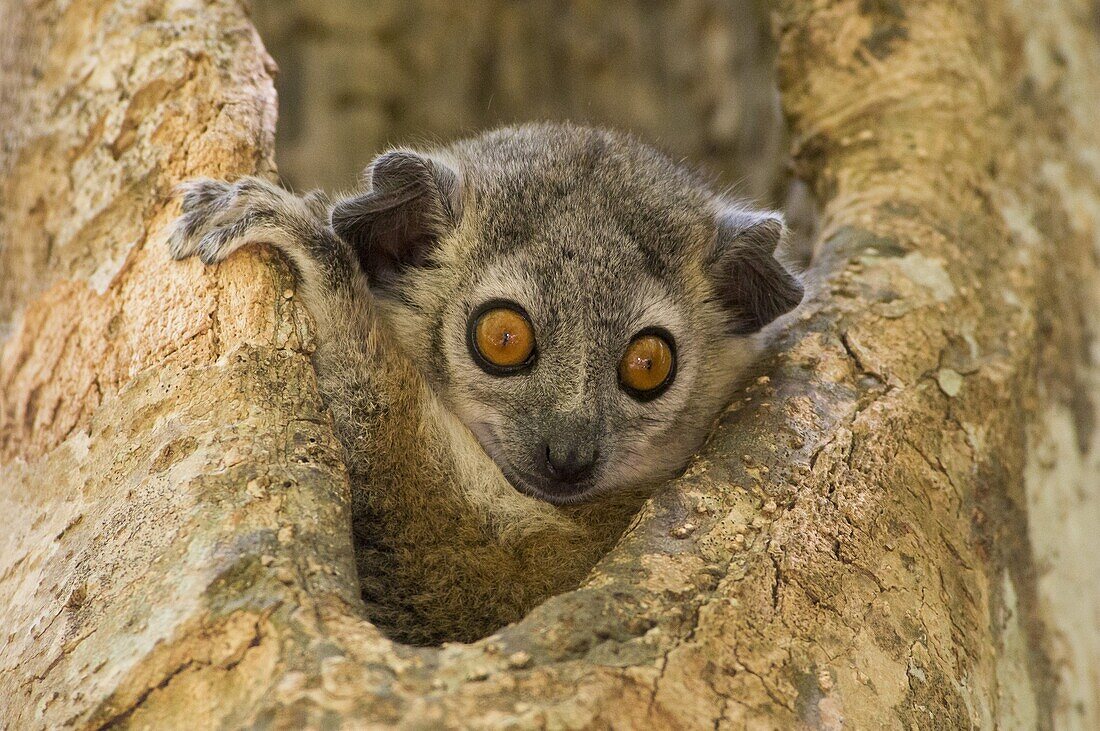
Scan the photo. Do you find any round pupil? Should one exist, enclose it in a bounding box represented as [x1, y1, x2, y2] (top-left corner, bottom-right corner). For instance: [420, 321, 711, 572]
[620, 335, 673, 393]
[475, 308, 534, 367]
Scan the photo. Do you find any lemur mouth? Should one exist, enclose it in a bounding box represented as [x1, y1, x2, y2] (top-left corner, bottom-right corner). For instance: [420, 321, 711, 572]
[466, 420, 602, 505]
[497, 461, 600, 506]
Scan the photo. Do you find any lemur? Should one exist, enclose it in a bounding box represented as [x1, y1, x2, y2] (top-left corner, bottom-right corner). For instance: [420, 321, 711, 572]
[169, 123, 803, 644]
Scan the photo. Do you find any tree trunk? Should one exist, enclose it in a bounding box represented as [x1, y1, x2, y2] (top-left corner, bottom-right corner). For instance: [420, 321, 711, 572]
[2, 0, 1098, 728]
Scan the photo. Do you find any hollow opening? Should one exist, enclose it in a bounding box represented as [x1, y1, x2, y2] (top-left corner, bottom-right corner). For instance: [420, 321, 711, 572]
[251, 0, 805, 645]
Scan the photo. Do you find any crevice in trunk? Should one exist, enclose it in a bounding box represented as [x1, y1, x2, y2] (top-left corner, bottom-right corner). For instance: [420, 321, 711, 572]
[250, 0, 816, 645]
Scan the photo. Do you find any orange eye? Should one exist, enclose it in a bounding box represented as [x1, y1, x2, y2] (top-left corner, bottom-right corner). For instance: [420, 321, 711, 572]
[619, 331, 675, 399]
[470, 304, 536, 373]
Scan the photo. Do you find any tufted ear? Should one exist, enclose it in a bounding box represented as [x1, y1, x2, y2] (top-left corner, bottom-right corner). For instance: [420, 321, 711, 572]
[709, 207, 804, 335]
[331, 150, 462, 287]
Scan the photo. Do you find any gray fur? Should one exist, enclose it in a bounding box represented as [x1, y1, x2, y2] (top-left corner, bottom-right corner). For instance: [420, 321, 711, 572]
[363, 124, 802, 503]
[167, 123, 803, 642]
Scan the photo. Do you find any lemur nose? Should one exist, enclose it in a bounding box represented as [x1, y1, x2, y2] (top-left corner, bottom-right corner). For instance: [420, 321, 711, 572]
[543, 442, 598, 483]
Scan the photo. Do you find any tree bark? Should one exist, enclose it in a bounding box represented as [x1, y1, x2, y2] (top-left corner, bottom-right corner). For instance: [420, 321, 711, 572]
[1, 1, 1098, 729]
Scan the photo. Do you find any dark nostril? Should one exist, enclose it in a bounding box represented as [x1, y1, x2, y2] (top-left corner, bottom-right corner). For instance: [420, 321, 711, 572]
[544, 443, 598, 483]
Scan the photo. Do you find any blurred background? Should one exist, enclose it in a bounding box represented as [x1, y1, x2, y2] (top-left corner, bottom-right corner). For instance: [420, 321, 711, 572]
[252, 0, 792, 211]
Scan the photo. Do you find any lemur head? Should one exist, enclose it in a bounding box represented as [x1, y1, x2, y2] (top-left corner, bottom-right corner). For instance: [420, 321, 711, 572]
[332, 124, 803, 505]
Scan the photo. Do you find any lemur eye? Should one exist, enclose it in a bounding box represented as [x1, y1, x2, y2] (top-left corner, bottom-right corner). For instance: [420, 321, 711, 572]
[468, 302, 537, 374]
[619, 330, 676, 400]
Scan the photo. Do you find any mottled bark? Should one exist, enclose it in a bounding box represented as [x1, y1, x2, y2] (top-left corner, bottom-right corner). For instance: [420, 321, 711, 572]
[1, 1, 1098, 729]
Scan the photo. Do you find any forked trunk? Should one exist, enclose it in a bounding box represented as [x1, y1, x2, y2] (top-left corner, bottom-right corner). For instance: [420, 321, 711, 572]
[1, 0, 1097, 727]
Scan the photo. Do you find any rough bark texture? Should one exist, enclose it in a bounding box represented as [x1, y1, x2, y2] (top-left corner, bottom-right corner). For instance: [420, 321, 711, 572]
[1, 1, 1098, 729]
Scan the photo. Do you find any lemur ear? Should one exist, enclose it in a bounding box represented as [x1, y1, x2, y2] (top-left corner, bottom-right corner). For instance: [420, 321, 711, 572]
[709, 207, 804, 335]
[331, 150, 462, 285]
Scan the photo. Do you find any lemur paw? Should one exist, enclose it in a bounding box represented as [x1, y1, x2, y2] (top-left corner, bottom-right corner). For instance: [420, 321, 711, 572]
[168, 177, 290, 265]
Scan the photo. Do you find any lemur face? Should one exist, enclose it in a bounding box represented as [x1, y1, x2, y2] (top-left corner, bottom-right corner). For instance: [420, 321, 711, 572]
[332, 124, 803, 505]
[438, 247, 722, 505]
